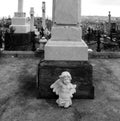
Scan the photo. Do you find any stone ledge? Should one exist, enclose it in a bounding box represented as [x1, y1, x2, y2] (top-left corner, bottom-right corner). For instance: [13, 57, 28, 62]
[1, 51, 120, 59]
[0, 51, 43, 58]
[0, 51, 34, 58]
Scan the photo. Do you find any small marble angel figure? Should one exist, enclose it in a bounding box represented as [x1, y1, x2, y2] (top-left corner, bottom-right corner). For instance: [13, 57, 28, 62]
[50, 71, 76, 108]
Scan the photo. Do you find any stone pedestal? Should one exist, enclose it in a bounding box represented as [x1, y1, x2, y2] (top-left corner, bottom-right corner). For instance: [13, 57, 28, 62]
[45, 40, 88, 61]
[30, 7, 35, 32]
[8, 33, 31, 51]
[37, 60, 94, 99]
[10, 0, 30, 33]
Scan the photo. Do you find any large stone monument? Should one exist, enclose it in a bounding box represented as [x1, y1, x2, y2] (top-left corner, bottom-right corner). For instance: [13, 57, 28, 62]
[9, 0, 31, 50]
[37, 0, 94, 99]
[10, 0, 30, 33]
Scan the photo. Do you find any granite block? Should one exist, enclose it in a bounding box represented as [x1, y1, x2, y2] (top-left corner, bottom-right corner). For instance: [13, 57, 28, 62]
[37, 60, 94, 99]
[45, 40, 88, 61]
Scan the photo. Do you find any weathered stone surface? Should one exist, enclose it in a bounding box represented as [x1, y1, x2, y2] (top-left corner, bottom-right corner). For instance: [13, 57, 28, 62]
[51, 26, 82, 41]
[53, 0, 81, 25]
[12, 17, 28, 25]
[37, 60, 94, 99]
[18, 0, 23, 12]
[8, 33, 31, 50]
[45, 40, 88, 61]
[10, 25, 30, 33]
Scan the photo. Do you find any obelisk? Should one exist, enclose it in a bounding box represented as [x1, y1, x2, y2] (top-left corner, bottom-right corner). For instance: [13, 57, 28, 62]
[18, 0, 23, 13]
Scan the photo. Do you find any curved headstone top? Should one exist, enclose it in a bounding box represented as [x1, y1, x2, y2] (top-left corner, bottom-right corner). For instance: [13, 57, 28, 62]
[52, 0, 81, 25]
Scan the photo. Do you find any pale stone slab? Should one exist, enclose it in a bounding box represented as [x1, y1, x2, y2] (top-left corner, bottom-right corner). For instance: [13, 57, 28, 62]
[53, 0, 81, 25]
[10, 25, 30, 33]
[45, 40, 88, 61]
[14, 12, 26, 17]
[51, 26, 82, 41]
[12, 17, 28, 25]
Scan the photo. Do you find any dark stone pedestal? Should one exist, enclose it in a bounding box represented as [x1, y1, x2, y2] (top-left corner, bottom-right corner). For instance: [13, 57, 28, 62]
[7, 33, 31, 51]
[37, 60, 94, 99]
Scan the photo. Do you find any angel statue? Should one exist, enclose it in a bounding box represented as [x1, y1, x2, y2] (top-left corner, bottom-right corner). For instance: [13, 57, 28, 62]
[50, 71, 76, 108]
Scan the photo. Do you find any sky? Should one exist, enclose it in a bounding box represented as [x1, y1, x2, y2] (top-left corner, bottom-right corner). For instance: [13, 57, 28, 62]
[0, 0, 120, 18]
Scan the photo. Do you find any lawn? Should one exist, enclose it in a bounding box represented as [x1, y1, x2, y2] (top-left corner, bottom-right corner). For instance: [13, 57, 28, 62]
[0, 57, 120, 121]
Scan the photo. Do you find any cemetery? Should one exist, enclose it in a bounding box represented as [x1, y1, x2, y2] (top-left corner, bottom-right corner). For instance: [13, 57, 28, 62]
[0, 0, 120, 120]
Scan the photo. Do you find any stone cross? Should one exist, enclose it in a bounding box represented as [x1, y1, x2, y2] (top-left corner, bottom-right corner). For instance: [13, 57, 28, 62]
[18, 0, 23, 13]
[108, 11, 111, 35]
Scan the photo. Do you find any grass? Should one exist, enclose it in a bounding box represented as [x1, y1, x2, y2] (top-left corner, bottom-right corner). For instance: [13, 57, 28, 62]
[0, 57, 120, 121]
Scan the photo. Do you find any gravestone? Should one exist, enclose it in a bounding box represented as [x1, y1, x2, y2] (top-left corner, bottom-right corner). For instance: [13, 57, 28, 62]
[37, 0, 94, 99]
[9, 0, 31, 50]
[10, 0, 30, 33]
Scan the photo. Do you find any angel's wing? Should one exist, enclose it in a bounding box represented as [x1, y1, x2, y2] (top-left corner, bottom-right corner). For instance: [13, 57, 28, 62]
[50, 79, 62, 95]
[69, 84, 77, 98]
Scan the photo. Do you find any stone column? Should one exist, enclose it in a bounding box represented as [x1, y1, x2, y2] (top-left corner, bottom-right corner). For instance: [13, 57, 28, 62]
[42, 1, 46, 29]
[18, 0, 23, 12]
[30, 7, 35, 32]
[108, 11, 111, 35]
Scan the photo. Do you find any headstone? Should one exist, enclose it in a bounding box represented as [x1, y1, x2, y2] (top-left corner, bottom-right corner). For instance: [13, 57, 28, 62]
[18, 0, 23, 12]
[9, 0, 31, 50]
[45, 0, 88, 61]
[10, 0, 30, 33]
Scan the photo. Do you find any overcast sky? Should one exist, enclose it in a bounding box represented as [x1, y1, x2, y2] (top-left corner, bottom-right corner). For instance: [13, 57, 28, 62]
[0, 0, 120, 18]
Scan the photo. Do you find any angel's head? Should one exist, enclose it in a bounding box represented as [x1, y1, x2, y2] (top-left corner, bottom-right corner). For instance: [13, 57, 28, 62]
[59, 71, 72, 85]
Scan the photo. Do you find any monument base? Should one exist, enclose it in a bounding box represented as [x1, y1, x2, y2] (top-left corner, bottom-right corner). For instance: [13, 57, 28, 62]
[37, 60, 94, 99]
[7, 33, 31, 51]
[45, 40, 88, 61]
[10, 24, 30, 33]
